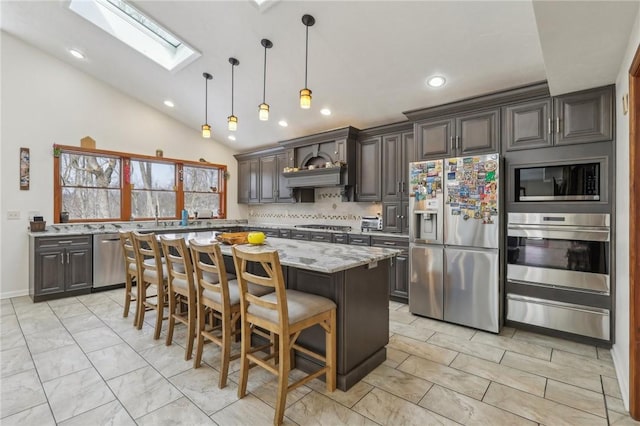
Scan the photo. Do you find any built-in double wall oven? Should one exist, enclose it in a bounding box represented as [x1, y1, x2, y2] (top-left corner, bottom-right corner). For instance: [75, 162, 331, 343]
[506, 212, 611, 342]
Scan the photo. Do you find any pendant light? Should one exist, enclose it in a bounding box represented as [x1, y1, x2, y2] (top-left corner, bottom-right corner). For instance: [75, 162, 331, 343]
[300, 14, 315, 109]
[259, 39, 273, 121]
[227, 57, 239, 131]
[201, 72, 212, 138]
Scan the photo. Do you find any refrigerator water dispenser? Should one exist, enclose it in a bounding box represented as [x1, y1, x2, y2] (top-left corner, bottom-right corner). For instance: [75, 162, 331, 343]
[417, 212, 438, 241]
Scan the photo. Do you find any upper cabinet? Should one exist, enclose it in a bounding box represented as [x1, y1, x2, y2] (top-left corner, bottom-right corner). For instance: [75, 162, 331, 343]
[237, 158, 259, 204]
[415, 109, 500, 160]
[355, 136, 382, 201]
[381, 129, 414, 233]
[503, 85, 614, 151]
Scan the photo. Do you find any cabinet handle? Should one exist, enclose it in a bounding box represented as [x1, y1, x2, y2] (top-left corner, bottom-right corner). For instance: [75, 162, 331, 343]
[548, 118, 552, 135]
[456, 136, 461, 151]
[60, 253, 64, 264]
[556, 117, 560, 134]
[383, 242, 397, 246]
[402, 181, 405, 193]
[66, 252, 70, 263]
[398, 181, 401, 193]
[450, 136, 455, 152]
[57, 240, 73, 244]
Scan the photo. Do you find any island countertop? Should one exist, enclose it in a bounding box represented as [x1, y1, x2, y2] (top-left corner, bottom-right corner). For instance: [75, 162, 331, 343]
[161, 231, 400, 274]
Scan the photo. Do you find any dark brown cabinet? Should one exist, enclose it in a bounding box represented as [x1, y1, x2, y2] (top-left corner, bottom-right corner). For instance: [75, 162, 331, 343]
[503, 86, 614, 152]
[415, 109, 499, 160]
[238, 149, 294, 204]
[259, 155, 276, 203]
[371, 236, 409, 303]
[355, 137, 382, 201]
[30, 236, 92, 302]
[382, 131, 414, 233]
[237, 159, 259, 204]
[275, 150, 294, 203]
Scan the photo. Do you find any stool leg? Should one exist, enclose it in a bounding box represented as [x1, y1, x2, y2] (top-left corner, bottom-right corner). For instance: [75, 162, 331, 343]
[194, 303, 205, 369]
[274, 334, 290, 426]
[237, 318, 251, 398]
[326, 309, 337, 392]
[123, 274, 132, 318]
[154, 286, 164, 340]
[136, 282, 147, 330]
[219, 312, 232, 388]
[185, 296, 195, 360]
[166, 292, 175, 345]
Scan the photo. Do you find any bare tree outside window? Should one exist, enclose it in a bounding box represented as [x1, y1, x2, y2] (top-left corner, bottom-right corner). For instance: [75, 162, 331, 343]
[183, 165, 221, 216]
[130, 160, 176, 218]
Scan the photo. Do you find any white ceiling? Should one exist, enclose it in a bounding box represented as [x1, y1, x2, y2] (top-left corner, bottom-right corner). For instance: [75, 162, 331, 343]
[1, 1, 638, 152]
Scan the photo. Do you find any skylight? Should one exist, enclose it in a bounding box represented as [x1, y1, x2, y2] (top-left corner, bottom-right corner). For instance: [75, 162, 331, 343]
[68, 0, 200, 71]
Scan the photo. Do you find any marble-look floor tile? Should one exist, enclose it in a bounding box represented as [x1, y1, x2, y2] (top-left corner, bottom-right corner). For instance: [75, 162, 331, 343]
[211, 393, 297, 425]
[24, 326, 76, 355]
[410, 316, 476, 340]
[50, 301, 91, 319]
[606, 394, 628, 414]
[138, 343, 193, 378]
[389, 310, 417, 325]
[249, 369, 312, 409]
[0, 327, 27, 352]
[76, 292, 114, 308]
[1, 301, 15, 317]
[388, 334, 458, 366]
[98, 312, 139, 334]
[608, 410, 640, 425]
[354, 387, 457, 426]
[1, 346, 34, 378]
[388, 300, 404, 311]
[13, 302, 52, 317]
[0, 369, 47, 418]
[396, 304, 410, 313]
[17, 313, 65, 336]
[545, 379, 606, 418]
[383, 347, 410, 368]
[87, 343, 148, 380]
[136, 396, 214, 424]
[169, 366, 239, 415]
[512, 329, 597, 358]
[202, 342, 242, 375]
[107, 366, 182, 419]
[286, 391, 375, 426]
[117, 323, 166, 352]
[551, 349, 617, 378]
[73, 326, 123, 353]
[362, 364, 433, 403]
[43, 368, 115, 423]
[483, 382, 607, 426]
[499, 326, 517, 338]
[451, 353, 546, 397]
[597, 346, 613, 362]
[86, 300, 127, 320]
[0, 403, 55, 426]
[428, 332, 504, 363]
[419, 384, 535, 425]
[32, 344, 92, 382]
[59, 400, 135, 426]
[398, 355, 489, 400]
[389, 320, 435, 341]
[471, 330, 552, 360]
[306, 377, 374, 409]
[10, 295, 36, 306]
[501, 351, 602, 392]
[0, 313, 20, 332]
[47, 296, 80, 308]
[602, 375, 623, 398]
[61, 312, 104, 334]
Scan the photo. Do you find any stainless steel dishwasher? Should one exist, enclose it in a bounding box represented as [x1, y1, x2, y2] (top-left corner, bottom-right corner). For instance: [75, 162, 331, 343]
[93, 233, 126, 288]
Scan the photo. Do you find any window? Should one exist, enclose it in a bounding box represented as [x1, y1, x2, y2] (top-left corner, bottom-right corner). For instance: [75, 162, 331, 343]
[59, 152, 121, 220]
[53, 145, 227, 223]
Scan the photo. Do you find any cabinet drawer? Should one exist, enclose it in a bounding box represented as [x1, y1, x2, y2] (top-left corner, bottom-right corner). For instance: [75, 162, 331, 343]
[348, 235, 371, 246]
[36, 235, 92, 250]
[309, 232, 331, 243]
[260, 229, 280, 238]
[332, 234, 349, 244]
[371, 237, 408, 249]
[290, 231, 310, 241]
[279, 229, 291, 238]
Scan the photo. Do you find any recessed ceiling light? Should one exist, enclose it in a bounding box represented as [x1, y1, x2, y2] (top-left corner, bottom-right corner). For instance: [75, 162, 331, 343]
[228, 135, 236, 141]
[278, 120, 288, 127]
[426, 76, 446, 88]
[320, 108, 331, 116]
[163, 100, 174, 108]
[69, 48, 85, 59]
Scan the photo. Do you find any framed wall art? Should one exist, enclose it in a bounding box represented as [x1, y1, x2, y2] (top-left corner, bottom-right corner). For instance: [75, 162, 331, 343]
[20, 147, 29, 190]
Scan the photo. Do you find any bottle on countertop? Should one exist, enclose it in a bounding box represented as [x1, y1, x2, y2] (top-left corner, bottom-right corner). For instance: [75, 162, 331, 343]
[181, 209, 188, 226]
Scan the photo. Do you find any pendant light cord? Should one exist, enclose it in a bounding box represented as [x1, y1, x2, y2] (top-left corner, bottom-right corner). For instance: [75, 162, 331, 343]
[304, 25, 309, 87]
[231, 64, 235, 115]
[262, 45, 267, 103]
[204, 78, 208, 123]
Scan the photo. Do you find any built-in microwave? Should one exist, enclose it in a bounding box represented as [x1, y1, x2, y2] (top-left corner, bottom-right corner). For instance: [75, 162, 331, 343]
[514, 162, 600, 202]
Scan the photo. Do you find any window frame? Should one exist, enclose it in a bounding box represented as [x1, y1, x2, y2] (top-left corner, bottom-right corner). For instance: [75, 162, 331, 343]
[53, 144, 227, 223]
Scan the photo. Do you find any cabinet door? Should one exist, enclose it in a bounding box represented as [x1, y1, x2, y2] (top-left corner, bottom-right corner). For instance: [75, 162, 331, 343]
[382, 202, 401, 233]
[382, 134, 401, 202]
[456, 109, 500, 155]
[259, 155, 276, 203]
[391, 251, 409, 302]
[415, 118, 454, 160]
[401, 132, 415, 198]
[401, 201, 410, 235]
[237, 160, 250, 204]
[35, 249, 66, 295]
[275, 152, 293, 203]
[335, 139, 347, 163]
[554, 86, 613, 146]
[248, 159, 260, 204]
[503, 99, 552, 151]
[355, 137, 381, 201]
[66, 247, 92, 291]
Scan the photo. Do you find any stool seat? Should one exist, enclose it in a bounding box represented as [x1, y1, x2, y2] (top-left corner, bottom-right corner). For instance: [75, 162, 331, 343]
[248, 289, 336, 324]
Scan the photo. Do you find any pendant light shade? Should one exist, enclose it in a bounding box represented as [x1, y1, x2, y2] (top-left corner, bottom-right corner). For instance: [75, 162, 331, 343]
[259, 38, 273, 121]
[227, 57, 239, 131]
[202, 72, 213, 138]
[300, 14, 315, 109]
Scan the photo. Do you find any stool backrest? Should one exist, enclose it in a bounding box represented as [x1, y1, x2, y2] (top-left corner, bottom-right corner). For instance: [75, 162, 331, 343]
[190, 240, 232, 309]
[118, 230, 136, 274]
[131, 231, 164, 285]
[160, 236, 195, 295]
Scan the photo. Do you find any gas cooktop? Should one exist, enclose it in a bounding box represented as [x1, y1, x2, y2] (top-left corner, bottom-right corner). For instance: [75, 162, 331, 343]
[295, 224, 352, 232]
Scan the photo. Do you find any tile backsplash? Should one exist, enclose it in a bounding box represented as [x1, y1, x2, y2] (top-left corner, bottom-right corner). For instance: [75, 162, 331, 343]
[249, 187, 381, 229]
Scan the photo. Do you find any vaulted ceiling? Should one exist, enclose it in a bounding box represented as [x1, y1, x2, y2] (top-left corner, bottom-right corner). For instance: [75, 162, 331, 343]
[1, 1, 637, 151]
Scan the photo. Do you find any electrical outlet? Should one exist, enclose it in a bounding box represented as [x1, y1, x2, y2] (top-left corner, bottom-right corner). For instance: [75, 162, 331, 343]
[7, 211, 20, 220]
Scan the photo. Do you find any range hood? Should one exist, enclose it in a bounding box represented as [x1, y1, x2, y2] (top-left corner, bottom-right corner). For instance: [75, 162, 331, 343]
[283, 165, 345, 188]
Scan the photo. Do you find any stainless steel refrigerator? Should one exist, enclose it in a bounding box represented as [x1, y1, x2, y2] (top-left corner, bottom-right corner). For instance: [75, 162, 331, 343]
[409, 153, 501, 333]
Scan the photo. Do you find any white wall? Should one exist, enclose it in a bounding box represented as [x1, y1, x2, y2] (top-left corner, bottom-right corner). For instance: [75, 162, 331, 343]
[612, 8, 640, 411]
[0, 32, 247, 299]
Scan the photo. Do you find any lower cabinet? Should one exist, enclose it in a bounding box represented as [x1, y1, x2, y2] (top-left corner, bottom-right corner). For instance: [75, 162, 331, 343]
[371, 236, 409, 303]
[382, 201, 409, 234]
[30, 235, 93, 302]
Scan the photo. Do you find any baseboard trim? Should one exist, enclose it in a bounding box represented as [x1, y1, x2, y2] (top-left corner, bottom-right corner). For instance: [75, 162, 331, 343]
[0, 289, 29, 300]
[611, 345, 630, 411]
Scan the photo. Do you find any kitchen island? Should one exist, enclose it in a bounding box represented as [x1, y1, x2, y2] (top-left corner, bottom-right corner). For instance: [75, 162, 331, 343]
[165, 231, 398, 391]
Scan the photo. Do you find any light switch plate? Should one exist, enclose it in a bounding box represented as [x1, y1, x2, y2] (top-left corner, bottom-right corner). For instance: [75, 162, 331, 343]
[7, 211, 20, 220]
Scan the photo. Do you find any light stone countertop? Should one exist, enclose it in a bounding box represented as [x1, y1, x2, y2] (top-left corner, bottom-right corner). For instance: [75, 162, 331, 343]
[161, 231, 401, 274]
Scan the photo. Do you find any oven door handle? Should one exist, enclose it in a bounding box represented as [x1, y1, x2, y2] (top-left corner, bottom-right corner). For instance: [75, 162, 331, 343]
[507, 225, 609, 242]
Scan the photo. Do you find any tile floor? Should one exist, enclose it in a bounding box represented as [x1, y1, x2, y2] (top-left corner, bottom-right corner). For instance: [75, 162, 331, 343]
[1, 289, 639, 425]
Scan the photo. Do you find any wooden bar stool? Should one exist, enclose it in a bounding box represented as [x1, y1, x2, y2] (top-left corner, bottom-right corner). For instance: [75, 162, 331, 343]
[118, 231, 138, 324]
[160, 236, 198, 360]
[232, 245, 337, 426]
[131, 231, 168, 339]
